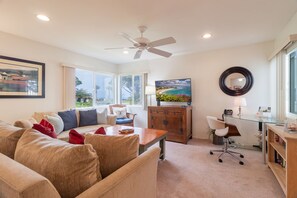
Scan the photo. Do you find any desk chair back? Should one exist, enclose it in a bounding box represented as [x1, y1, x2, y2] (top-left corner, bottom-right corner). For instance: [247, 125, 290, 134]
[206, 116, 225, 130]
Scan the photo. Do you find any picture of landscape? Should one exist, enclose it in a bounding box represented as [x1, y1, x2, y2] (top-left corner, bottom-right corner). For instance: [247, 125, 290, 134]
[0, 56, 44, 97]
[155, 78, 192, 102]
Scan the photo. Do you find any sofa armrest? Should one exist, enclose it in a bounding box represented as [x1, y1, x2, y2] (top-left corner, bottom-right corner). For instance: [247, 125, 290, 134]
[77, 147, 161, 198]
[0, 153, 61, 198]
[107, 115, 117, 126]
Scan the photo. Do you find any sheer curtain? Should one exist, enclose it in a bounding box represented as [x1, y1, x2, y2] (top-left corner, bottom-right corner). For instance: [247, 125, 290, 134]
[273, 51, 286, 120]
[62, 65, 76, 109]
[270, 35, 297, 120]
[143, 72, 148, 110]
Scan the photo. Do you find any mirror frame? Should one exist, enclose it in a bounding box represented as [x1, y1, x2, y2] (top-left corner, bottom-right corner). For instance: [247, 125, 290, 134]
[219, 66, 253, 96]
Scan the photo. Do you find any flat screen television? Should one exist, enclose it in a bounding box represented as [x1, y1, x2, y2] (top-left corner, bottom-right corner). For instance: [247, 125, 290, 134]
[155, 78, 192, 102]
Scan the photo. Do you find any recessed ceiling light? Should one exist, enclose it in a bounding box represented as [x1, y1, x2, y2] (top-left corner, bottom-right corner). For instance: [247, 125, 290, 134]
[36, 14, 50, 22]
[123, 50, 129, 54]
[202, 33, 212, 39]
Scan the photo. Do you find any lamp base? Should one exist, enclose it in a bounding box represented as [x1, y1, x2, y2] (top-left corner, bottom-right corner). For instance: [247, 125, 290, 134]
[157, 100, 161, 106]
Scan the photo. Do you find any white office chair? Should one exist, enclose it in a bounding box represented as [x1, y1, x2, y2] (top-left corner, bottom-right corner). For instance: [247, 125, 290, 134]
[206, 116, 244, 165]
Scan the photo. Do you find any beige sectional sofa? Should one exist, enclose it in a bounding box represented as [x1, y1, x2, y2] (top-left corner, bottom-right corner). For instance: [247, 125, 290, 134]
[14, 109, 117, 141]
[0, 121, 161, 198]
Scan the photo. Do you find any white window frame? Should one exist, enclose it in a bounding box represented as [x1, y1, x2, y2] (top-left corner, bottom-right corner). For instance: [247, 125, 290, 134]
[118, 73, 144, 106]
[75, 68, 116, 107]
[285, 42, 297, 119]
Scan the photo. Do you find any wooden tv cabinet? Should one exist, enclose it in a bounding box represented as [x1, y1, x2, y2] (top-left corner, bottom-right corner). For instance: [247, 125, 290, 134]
[147, 106, 192, 144]
[267, 124, 297, 198]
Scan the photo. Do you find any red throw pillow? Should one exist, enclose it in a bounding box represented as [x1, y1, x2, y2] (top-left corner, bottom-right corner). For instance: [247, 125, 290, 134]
[32, 119, 57, 138]
[69, 129, 85, 144]
[95, 127, 106, 135]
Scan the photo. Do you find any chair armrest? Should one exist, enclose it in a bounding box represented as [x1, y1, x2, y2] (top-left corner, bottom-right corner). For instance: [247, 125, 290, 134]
[77, 147, 161, 198]
[107, 115, 117, 126]
[126, 113, 136, 120]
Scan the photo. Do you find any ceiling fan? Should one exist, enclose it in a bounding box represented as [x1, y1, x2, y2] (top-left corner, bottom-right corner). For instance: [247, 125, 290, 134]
[104, 26, 176, 59]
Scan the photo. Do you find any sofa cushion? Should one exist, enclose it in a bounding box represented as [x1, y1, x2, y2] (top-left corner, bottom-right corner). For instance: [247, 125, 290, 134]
[69, 129, 85, 144]
[0, 153, 60, 198]
[97, 108, 108, 124]
[57, 124, 110, 141]
[79, 109, 97, 126]
[14, 118, 38, 129]
[116, 118, 133, 125]
[45, 114, 64, 135]
[85, 134, 139, 178]
[0, 121, 26, 159]
[79, 109, 97, 127]
[15, 129, 101, 198]
[33, 112, 56, 123]
[58, 110, 78, 131]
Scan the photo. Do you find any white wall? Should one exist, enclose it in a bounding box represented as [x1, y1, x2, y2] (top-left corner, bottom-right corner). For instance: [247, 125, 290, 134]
[274, 11, 297, 52]
[0, 31, 117, 123]
[119, 41, 274, 142]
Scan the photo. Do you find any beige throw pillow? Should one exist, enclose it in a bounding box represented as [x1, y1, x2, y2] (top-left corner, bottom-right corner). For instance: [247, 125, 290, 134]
[97, 108, 108, 124]
[15, 129, 101, 198]
[14, 117, 38, 128]
[0, 121, 26, 159]
[33, 111, 56, 122]
[85, 134, 139, 178]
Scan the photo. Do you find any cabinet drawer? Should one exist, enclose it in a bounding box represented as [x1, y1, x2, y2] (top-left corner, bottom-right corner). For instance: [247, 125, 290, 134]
[149, 109, 166, 115]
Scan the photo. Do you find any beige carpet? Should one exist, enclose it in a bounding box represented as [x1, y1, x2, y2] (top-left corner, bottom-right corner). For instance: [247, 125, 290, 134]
[156, 139, 284, 198]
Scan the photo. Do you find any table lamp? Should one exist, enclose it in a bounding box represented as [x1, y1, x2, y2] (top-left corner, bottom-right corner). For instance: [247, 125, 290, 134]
[234, 97, 247, 116]
[145, 85, 156, 106]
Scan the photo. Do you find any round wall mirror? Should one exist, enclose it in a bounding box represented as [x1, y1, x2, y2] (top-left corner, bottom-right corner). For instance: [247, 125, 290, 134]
[219, 66, 253, 96]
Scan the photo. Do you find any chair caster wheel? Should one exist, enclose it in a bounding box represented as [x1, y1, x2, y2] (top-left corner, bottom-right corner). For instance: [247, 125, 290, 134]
[218, 159, 223, 163]
[239, 161, 244, 165]
[240, 154, 244, 158]
[210, 151, 213, 155]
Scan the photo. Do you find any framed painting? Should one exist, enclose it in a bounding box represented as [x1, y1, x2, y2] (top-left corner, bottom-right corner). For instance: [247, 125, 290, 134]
[0, 55, 45, 98]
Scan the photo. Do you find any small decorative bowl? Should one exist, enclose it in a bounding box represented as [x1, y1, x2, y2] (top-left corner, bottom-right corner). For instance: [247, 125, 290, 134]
[119, 129, 134, 134]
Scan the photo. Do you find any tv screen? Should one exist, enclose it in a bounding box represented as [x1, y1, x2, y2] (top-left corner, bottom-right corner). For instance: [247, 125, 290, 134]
[155, 78, 192, 102]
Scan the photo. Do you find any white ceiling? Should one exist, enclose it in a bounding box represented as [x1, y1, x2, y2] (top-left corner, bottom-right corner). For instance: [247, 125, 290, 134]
[0, 0, 297, 64]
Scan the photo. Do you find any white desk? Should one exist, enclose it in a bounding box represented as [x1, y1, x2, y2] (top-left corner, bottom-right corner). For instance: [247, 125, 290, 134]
[224, 115, 281, 164]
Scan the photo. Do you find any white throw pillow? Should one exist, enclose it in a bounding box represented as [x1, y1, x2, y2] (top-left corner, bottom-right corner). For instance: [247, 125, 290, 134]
[97, 108, 108, 124]
[113, 107, 127, 118]
[45, 114, 64, 134]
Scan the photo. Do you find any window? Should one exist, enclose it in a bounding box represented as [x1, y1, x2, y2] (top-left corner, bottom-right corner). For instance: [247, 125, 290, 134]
[75, 69, 115, 107]
[119, 74, 143, 105]
[95, 74, 114, 105]
[75, 69, 93, 107]
[289, 51, 297, 114]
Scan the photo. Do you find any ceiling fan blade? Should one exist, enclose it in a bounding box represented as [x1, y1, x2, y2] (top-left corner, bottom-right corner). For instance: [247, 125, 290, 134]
[134, 50, 143, 59]
[147, 47, 172, 58]
[148, 37, 176, 48]
[104, 46, 136, 50]
[119, 32, 139, 45]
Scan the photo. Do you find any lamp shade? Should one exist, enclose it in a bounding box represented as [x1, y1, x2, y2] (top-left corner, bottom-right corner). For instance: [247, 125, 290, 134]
[145, 86, 156, 95]
[234, 97, 247, 107]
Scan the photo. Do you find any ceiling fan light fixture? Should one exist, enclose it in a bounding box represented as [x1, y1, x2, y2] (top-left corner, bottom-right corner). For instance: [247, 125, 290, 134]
[108, 26, 176, 59]
[202, 33, 212, 39]
[36, 14, 50, 22]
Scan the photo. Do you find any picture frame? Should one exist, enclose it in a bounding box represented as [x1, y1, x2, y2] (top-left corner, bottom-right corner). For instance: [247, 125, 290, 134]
[0, 55, 45, 98]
